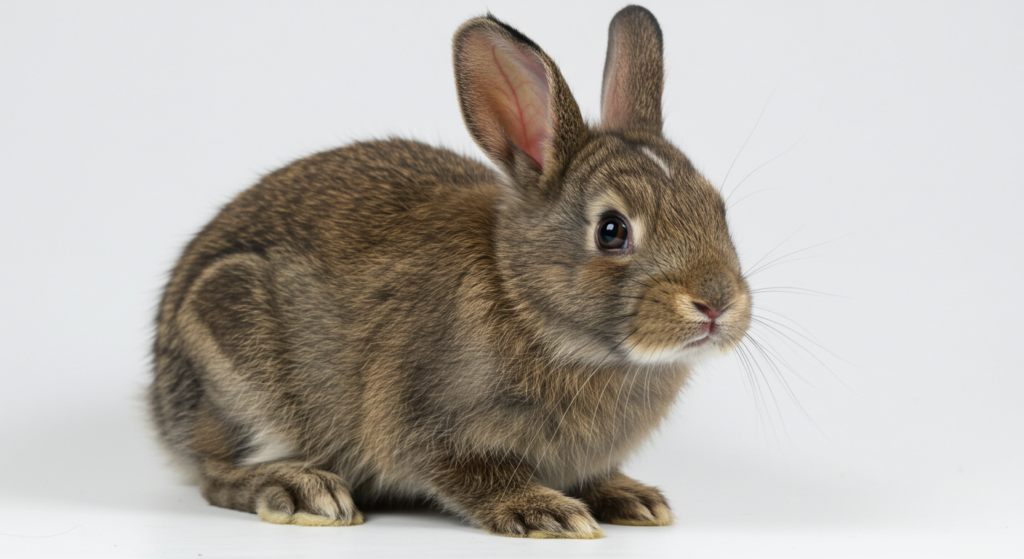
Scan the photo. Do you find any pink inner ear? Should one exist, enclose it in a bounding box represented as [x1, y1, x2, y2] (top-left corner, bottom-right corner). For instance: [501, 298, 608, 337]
[463, 32, 552, 170]
[488, 44, 550, 167]
[601, 40, 629, 130]
[602, 79, 625, 130]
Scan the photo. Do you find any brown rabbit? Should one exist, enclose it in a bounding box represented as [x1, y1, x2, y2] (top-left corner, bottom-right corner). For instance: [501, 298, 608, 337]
[149, 5, 752, 539]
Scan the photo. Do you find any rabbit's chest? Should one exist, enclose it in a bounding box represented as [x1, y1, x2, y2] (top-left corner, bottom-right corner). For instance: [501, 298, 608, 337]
[503, 364, 689, 486]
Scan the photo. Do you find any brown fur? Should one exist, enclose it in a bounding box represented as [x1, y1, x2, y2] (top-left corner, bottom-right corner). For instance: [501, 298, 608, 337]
[149, 6, 751, 538]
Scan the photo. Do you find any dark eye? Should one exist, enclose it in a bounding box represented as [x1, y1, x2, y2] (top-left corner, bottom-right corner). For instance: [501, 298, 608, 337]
[596, 213, 630, 251]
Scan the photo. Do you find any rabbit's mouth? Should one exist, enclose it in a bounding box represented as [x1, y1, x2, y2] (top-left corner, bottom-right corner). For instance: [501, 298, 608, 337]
[683, 321, 719, 349]
[622, 326, 725, 365]
[684, 331, 712, 349]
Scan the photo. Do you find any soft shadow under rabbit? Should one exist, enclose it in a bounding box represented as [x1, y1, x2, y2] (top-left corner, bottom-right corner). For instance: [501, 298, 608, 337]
[149, 5, 751, 539]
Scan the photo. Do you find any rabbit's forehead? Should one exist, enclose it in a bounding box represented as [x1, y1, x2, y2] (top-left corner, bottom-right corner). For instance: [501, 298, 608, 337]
[574, 143, 725, 235]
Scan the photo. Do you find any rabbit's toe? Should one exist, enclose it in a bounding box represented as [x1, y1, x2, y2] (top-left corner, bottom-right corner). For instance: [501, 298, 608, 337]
[576, 472, 673, 527]
[480, 489, 603, 539]
[252, 469, 363, 526]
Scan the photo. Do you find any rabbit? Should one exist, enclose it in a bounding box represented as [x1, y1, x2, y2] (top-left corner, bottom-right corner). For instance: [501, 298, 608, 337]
[148, 5, 752, 539]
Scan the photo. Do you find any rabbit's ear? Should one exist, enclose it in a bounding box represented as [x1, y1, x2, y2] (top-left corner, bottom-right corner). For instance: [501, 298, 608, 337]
[454, 15, 585, 186]
[601, 6, 664, 133]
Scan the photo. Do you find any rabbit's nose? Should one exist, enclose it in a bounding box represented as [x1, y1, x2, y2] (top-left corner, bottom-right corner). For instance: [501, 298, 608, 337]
[692, 302, 722, 319]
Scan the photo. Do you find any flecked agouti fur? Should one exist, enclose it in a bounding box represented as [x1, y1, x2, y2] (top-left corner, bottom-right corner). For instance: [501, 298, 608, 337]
[149, 5, 752, 538]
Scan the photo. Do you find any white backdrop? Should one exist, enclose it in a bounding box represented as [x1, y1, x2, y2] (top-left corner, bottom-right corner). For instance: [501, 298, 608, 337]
[1, 1, 1021, 557]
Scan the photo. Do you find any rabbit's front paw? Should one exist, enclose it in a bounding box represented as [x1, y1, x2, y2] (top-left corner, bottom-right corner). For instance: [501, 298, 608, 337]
[253, 467, 363, 527]
[575, 471, 673, 526]
[202, 460, 363, 527]
[479, 488, 603, 539]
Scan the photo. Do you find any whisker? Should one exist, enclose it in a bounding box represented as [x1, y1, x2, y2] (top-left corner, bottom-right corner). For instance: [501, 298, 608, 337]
[721, 88, 776, 197]
[582, 333, 648, 470]
[732, 341, 757, 402]
[745, 331, 808, 400]
[630, 257, 676, 299]
[750, 286, 852, 299]
[725, 129, 811, 208]
[746, 323, 816, 386]
[741, 339, 785, 428]
[742, 227, 805, 279]
[755, 306, 834, 341]
[744, 235, 848, 280]
[732, 342, 761, 423]
[749, 316, 855, 395]
[735, 341, 780, 443]
[610, 294, 662, 304]
[508, 327, 640, 497]
[745, 331, 831, 441]
[725, 188, 775, 211]
[746, 254, 826, 279]
[605, 355, 645, 472]
[751, 314, 856, 367]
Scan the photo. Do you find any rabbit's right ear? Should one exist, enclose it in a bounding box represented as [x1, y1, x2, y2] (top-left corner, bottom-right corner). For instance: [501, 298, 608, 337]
[601, 6, 664, 133]
[453, 16, 586, 192]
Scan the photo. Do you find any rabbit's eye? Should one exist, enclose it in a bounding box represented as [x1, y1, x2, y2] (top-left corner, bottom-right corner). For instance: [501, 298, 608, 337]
[597, 214, 630, 251]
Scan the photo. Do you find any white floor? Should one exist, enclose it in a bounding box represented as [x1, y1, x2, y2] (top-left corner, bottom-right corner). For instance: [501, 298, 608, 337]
[2, 1, 1023, 557]
[0, 385, 1019, 558]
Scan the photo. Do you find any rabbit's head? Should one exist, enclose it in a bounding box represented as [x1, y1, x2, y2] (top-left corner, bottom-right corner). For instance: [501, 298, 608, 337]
[454, 7, 751, 367]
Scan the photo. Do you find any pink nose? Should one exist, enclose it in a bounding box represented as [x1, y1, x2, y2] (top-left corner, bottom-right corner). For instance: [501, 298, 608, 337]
[693, 302, 722, 319]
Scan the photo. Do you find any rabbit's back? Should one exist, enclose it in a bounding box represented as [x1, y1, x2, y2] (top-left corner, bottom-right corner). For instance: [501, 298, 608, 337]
[166, 138, 497, 298]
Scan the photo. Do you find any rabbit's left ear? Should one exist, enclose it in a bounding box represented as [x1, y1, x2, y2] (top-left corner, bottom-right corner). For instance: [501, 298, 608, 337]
[453, 15, 586, 187]
[601, 6, 664, 133]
